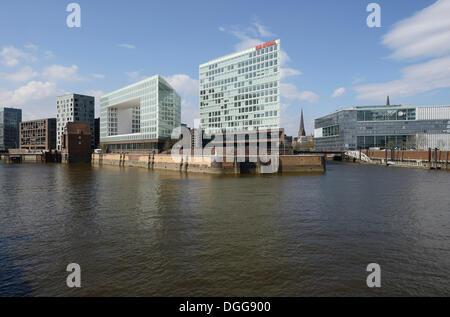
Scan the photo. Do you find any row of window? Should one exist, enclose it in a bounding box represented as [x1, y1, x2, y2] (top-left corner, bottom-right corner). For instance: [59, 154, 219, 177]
[357, 109, 416, 122]
[323, 125, 340, 137]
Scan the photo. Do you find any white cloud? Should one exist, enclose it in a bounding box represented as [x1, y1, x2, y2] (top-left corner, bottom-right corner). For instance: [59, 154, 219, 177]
[281, 83, 319, 103]
[382, 0, 450, 60]
[253, 21, 275, 38]
[164, 74, 199, 97]
[280, 67, 302, 80]
[280, 50, 291, 66]
[352, 76, 366, 85]
[0, 66, 38, 83]
[231, 30, 263, 52]
[44, 50, 54, 59]
[125, 70, 145, 82]
[85, 90, 105, 116]
[0, 81, 57, 107]
[0, 46, 36, 67]
[355, 55, 450, 101]
[92, 73, 105, 79]
[164, 74, 199, 127]
[331, 87, 346, 98]
[42, 64, 84, 82]
[225, 19, 276, 52]
[118, 43, 136, 49]
[24, 43, 38, 51]
[356, 1, 450, 101]
[179, 99, 199, 127]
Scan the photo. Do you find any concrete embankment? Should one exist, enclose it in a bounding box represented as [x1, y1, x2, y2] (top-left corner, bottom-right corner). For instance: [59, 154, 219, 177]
[345, 149, 450, 170]
[91, 153, 326, 174]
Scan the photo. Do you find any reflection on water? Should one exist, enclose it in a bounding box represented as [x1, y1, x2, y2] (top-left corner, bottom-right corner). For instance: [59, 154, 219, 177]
[0, 161, 449, 296]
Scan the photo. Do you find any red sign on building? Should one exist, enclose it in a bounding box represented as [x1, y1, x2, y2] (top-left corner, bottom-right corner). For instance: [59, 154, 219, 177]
[255, 40, 276, 50]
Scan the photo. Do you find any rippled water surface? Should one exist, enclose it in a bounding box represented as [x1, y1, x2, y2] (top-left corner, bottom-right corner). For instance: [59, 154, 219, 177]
[0, 161, 449, 296]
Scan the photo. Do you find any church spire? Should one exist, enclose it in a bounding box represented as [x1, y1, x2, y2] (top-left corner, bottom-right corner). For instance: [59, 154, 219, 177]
[386, 95, 390, 106]
[299, 108, 306, 137]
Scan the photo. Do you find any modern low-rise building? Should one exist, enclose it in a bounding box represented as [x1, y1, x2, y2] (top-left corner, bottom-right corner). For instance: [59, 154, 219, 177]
[99, 75, 181, 153]
[199, 40, 281, 135]
[0, 107, 22, 152]
[20, 118, 56, 151]
[56, 94, 95, 150]
[314, 104, 450, 151]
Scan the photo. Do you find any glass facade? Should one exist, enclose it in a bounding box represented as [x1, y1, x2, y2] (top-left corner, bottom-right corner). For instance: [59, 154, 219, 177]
[100, 75, 180, 144]
[0, 107, 22, 151]
[314, 105, 450, 151]
[199, 40, 280, 135]
[357, 108, 416, 121]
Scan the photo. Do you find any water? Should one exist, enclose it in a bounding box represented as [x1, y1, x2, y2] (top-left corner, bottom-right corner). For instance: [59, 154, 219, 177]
[0, 161, 449, 296]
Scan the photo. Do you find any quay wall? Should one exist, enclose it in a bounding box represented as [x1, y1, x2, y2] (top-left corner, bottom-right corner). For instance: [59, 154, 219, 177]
[91, 153, 325, 174]
[349, 149, 450, 170]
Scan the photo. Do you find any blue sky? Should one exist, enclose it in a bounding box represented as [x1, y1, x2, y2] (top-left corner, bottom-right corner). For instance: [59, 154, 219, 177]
[1, 0, 449, 136]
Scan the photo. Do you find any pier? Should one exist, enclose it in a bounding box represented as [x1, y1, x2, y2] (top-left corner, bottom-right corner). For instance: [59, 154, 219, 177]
[91, 153, 326, 174]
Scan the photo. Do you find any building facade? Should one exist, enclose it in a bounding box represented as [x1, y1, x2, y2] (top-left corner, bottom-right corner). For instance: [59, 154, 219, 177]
[20, 118, 56, 151]
[314, 105, 450, 151]
[94, 118, 100, 149]
[56, 94, 95, 150]
[0, 107, 22, 151]
[99, 75, 181, 153]
[199, 40, 281, 135]
[61, 122, 92, 163]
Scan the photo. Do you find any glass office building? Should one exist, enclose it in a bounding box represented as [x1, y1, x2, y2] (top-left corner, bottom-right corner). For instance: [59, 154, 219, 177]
[314, 105, 450, 151]
[199, 40, 281, 135]
[0, 107, 22, 151]
[100, 75, 181, 152]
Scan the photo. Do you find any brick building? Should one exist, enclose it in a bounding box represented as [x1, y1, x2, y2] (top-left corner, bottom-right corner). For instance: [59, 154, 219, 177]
[61, 122, 92, 163]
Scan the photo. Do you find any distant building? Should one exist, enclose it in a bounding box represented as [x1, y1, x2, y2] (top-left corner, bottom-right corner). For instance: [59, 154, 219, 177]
[199, 40, 281, 135]
[61, 122, 92, 163]
[56, 94, 95, 150]
[100, 75, 181, 153]
[94, 118, 100, 149]
[314, 104, 450, 151]
[0, 107, 22, 152]
[20, 118, 56, 151]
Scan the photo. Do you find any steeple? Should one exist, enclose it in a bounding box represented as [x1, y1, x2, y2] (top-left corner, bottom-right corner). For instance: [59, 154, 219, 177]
[386, 95, 390, 106]
[298, 108, 306, 137]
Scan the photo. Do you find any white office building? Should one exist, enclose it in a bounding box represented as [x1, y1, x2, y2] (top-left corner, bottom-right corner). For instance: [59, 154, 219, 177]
[99, 75, 181, 152]
[199, 40, 281, 135]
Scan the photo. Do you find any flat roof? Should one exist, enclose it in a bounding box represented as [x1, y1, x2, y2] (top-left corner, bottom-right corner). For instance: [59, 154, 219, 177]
[101, 75, 180, 100]
[199, 39, 280, 68]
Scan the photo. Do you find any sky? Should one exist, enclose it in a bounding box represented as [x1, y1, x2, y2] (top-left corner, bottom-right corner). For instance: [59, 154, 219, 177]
[1, 0, 450, 136]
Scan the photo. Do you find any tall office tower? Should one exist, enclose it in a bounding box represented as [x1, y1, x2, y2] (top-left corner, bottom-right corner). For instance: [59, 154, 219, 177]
[99, 75, 181, 153]
[56, 94, 95, 150]
[199, 40, 281, 135]
[0, 107, 22, 151]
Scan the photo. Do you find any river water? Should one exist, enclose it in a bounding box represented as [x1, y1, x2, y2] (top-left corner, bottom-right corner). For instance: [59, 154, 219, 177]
[0, 161, 449, 296]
